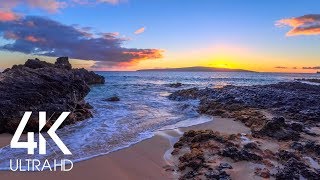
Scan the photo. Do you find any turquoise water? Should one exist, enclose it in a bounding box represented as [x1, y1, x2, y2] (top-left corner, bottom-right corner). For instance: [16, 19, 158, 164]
[0, 72, 318, 170]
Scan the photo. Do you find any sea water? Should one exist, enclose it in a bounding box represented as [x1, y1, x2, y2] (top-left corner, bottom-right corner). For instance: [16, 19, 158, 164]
[0, 71, 318, 170]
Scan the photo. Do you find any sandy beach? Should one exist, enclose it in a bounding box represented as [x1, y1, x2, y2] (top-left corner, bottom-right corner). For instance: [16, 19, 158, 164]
[0, 133, 171, 179]
[0, 117, 249, 180]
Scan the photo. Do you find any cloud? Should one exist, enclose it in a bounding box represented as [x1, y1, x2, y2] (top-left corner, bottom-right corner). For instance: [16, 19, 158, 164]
[0, 10, 20, 22]
[0, 0, 67, 22]
[134, 27, 146, 35]
[0, 0, 66, 13]
[97, 0, 124, 4]
[274, 66, 287, 69]
[302, 66, 320, 69]
[0, 16, 163, 67]
[276, 14, 320, 36]
[72, 0, 124, 5]
[0, 0, 123, 20]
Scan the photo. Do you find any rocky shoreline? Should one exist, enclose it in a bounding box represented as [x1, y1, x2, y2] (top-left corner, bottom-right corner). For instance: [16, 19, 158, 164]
[0, 57, 104, 134]
[168, 82, 320, 179]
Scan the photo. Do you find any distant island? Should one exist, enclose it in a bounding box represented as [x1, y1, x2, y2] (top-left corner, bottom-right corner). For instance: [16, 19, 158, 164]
[137, 66, 254, 72]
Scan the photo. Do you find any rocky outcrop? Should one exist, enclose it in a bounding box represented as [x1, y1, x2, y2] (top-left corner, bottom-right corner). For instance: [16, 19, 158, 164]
[0, 57, 105, 134]
[169, 82, 320, 179]
[172, 129, 320, 180]
[296, 78, 320, 84]
[169, 82, 320, 123]
[168, 82, 183, 88]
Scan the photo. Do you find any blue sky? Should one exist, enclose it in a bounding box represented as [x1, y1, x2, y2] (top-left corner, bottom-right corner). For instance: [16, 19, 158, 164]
[0, 0, 319, 72]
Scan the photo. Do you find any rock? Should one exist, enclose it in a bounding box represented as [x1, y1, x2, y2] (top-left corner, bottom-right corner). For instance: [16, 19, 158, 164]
[178, 148, 205, 171]
[168, 88, 199, 101]
[255, 168, 270, 178]
[73, 68, 105, 85]
[244, 142, 259, 149]
[296, 78, 320, 84]
[55, 57, 72, 70]
[221, 146, 262, 161]
[218, 163, 233, 170]
[304, 141, 320, 155]
[169, 82, 320, 122]
[277, 150, 300, 162]
[104, 96, 120, 102]
[168, 82, 183, 88]
[24, 58, 53, 69]
[205, 170, 231, 180]
[303, 128, 318, 136]
[0, 57, 105, 134]
[253, 117, 300, 141]
[291, 141, 304, 151]
[290, 122, 304, 132]
[275, 157, 319, 180]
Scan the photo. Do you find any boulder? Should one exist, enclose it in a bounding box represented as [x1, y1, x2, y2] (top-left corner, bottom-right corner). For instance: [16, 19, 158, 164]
[104, 96, 120, 102]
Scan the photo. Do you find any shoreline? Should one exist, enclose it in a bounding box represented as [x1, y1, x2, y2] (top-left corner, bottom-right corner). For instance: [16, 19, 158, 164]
[0, 116, 251, 179]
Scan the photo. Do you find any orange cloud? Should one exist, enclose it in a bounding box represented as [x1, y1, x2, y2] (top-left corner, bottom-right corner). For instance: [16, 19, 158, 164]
[276, 14, 320, 36]
[134, 27, 146, 35]
[116, 49, 164, 67]
[123, 49, 164, 61]
[0, 10, 20, 22]
[25, 35, 45, 42]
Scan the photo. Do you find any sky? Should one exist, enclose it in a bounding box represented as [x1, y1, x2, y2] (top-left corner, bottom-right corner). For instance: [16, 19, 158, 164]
[0, 0, 319, 73]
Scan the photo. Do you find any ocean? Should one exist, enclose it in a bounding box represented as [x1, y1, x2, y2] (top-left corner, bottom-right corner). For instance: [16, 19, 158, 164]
[0, 71, 319, 170]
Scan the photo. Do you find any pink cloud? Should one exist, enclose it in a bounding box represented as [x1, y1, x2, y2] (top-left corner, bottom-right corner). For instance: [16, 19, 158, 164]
[276, 14, 320, 36]
[134, 27, 146, 35]
[0, 0, 66, 15]
[25, 0, 67, 13]
[0, 10, 20, 22]
[97, 0, 123, 4]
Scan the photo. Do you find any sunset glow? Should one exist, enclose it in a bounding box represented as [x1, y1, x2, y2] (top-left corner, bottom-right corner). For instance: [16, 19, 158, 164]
[0, 0, 319, 73]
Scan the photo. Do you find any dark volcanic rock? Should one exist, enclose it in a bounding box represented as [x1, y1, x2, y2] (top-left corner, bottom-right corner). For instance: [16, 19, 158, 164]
[218, 163, 233, 170]
[168, 82, 183, 88]
[55, 57, 72, 70]
[220, 146, 262, 161]
[73, 68, 105, 85]
[168, 88, 200, 101]
[243, 142, 259, 149]
[275, 157, 320, 180]
[204, 169, 231, 180]
[25, 58, 54, 69]
[304, 141, 320, 156]
[0, 57, 105, 134]
[169, 82, 320, 122]
[253, 117, 300, 141]
[277, 150, 300, 162]
[169, 87, 216, 101]
[296, 78, 320, 84]
[104, 96, 120, 102]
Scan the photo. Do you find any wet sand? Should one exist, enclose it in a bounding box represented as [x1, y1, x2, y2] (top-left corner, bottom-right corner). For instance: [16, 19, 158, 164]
[0, 117, 251, 180]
